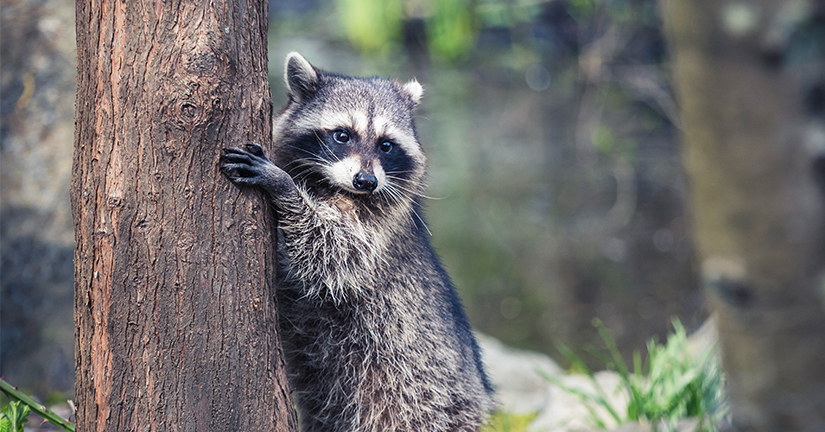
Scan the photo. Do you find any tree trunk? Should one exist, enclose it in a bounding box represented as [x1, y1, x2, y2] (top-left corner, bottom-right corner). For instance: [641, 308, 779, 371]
[662, 0, 825, 430]
[72, 0, 297, 430]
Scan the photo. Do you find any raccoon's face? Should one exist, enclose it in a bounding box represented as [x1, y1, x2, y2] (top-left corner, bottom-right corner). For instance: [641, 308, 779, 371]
[318, 121, 403, 195]
[272, 53, 426, 205]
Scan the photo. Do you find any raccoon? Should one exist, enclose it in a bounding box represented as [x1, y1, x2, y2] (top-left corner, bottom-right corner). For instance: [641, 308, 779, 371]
[220, 52, 493, 431]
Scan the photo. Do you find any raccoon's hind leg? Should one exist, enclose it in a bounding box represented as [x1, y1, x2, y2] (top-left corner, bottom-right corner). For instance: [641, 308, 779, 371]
[221, 144, 299, 200]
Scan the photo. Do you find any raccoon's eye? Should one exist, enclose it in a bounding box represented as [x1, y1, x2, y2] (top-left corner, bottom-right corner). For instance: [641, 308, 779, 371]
[332, 130, 351, 144]
[379, 140, 393, 153]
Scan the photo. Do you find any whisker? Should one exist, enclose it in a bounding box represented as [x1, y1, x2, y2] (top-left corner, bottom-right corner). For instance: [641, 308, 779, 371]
[384, 185, 405, 207]
[281, 144, 319, 156]
[292, 156, 328, 168]
[284, 157, 328, 180]
[385, 178, 446, 201]
[282, 159, 316, 171]
[411, 206, 433, 236]
[384, 175, 431, 190]
[314, 130, 340, 162]
[384, 175, 425, 186]
[378, 185, 401, 207]
[381, 184, 433, 236]
[289, 168, 314, 181]
[289, 165, 322, 181]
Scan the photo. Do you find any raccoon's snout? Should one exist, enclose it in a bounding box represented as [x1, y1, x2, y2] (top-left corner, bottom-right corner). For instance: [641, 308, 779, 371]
[353, 172, 378, 192]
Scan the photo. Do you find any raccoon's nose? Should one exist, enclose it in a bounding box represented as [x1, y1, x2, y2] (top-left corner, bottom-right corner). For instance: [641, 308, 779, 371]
[353, 172, 378, 192]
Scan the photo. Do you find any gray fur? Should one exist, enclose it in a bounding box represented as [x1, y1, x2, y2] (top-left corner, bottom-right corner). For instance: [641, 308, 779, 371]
[221, 52, 493, 431]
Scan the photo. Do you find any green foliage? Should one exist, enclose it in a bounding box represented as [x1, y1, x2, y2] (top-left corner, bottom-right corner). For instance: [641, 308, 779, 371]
[333, 0, 547, 60]
[568, 0, 599, 20]
[591, 125, 615, 155]
[541, 318, 728, 432]
[334, 0, 474, 59]
[328, 0, 662, 66]
[0, 379, 74, 432]
[567, 0, 658, 25]
[482, 410, 537, 432]
[0, 401, 30, 432]
[427, 0, 475, 60]
[335, 0, 404, 54]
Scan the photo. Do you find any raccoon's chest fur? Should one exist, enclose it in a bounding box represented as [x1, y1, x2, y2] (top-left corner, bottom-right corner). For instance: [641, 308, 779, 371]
[273, 206, 490, 431]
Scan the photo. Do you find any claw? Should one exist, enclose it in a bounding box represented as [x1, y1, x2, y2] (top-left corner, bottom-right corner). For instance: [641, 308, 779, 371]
[223, 147, 247, 155]
[221, 152, 252, 164]
[221, 164, 257, 182]
[246, 143, 265, 157]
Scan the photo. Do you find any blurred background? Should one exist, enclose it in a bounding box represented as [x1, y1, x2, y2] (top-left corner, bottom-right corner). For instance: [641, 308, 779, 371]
[1, 0, 707, 401]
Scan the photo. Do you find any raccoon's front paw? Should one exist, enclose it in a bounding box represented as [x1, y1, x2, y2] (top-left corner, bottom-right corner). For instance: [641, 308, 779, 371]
[220, 144, 293, 195]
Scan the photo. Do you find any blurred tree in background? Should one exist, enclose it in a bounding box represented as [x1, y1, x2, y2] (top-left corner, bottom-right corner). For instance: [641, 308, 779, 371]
[663, 0, 825, 429]
[1, 0, 76, 400]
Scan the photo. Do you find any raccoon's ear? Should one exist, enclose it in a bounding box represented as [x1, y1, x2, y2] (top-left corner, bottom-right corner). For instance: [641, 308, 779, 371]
[402, 79, 423, 106]
[285, 52, 319, 102]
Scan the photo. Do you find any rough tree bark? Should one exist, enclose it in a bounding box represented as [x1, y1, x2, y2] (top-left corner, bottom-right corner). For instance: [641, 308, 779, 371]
[662, 0, 825, 431]
[72, 0, 297, 430]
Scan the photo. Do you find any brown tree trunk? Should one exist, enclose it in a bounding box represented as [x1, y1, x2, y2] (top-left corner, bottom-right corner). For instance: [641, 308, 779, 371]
[662, 0, 825, 431]
[72, 0, 297, 430]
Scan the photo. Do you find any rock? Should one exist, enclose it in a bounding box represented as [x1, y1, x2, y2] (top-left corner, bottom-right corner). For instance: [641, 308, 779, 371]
[477, 333, 563, 415]
[685, 314, 718, 361]
[478, 333, 627, 431]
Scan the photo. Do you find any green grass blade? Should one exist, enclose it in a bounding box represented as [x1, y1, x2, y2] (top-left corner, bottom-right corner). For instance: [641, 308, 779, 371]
[593, 319, 630, 377]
